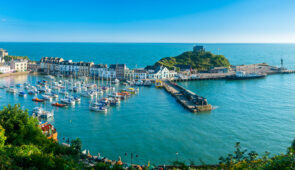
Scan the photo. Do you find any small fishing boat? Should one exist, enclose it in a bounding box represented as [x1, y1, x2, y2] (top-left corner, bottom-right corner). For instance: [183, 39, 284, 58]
[135, 80, 144, 86]
[8, 88, 18, 93]
[42, 94, 52, 100]
[155, 80, 163, 88]
[0, 85, 7, 89]
[32, 98, 45, 102]
[59, 90, 68, 95]
[51, 102, 67, 107]
[112, 79, 120, 84]
[73, 96, 81, 102]
[73, 87, 80, 93]
[24, 85, 31, 90]
[16, 84, 23, 88]
[143, 80, 152, 86]
[90, 106, 108, 112]
[109, 98, 119, 106]
[32, 107, 54, 119]
[28, 90, 38, 95]
[80, 91, 94, 97]
[18, 91, 27, 97]
[60, 98, 75, 105]
[51, 93, 59, 98]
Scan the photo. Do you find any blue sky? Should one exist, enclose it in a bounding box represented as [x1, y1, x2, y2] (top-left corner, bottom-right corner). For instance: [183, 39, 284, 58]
[0, 0, 294, 43]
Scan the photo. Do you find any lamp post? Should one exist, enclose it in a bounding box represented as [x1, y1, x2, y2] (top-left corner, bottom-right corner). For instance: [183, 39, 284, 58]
[176, 152, 179, 162]
[125, 152, 139, 165]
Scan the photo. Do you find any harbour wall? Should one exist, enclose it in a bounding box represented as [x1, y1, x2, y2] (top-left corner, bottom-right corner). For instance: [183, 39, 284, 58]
[163, 81, 212, 113]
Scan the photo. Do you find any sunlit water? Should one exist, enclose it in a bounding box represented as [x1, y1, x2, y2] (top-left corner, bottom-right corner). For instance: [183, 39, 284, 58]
[0, 43, 295, 165]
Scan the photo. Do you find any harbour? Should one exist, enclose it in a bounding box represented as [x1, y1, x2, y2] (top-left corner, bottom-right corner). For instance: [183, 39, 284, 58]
[0, 43, 295, 165]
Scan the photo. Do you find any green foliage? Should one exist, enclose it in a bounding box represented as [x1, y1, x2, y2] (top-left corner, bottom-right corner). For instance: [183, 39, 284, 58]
[0, 125, 6, 148]
[219, 140, 295, 169]
[2, 104, 295, 169]
[0, 104, 124, 169]
[0, 104, 86, 168]
[70, 138, 82, 154]
[4, 55, 29, 62]
[154, 51, 230, 71]
[0, 104, 49, 146]
[172, 160, 189, 170]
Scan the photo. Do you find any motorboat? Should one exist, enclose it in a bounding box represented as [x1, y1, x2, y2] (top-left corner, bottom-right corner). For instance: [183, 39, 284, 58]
[144, 80, 152, 86]
[72, 95, 81, 102]
[32, 98, 45, 102]
[18, 91, 27, 97]
[28, 89, 38, 95]
[90, 106, 108, 112]
[7, 87, 18, 93]
[32, 107, 54, 119]
[60, 98, 75, 105]
[135, 80, 143, 86]
[42, 94, 52, 100]
[226, 71, 267, 80]
[51, 102, 67, 107]
[112, 79, 120, 84]
[80, 91, 94, 97]
[155, 80, 163, 88]
[16, 84, 23, 88]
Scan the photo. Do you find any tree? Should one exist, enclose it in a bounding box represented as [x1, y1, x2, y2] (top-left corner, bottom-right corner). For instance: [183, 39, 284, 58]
[0, 125, 6, 148]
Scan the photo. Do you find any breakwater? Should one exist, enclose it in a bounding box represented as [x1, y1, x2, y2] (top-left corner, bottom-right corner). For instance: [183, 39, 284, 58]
[163, 80, 212, 112]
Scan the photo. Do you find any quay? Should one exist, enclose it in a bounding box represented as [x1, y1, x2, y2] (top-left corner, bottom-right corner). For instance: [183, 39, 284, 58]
[162, 80, 212, 113]
[171, 63, 295, 82]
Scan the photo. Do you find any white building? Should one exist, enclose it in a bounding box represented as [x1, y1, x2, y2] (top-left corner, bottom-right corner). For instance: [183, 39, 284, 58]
[10, 59, 28, 72]
[0, 65, 11, 73]
[0, 49, 8, 58]
[103, 68, 116, 79]
[133, 69, 148, 79]
[147, 66, 176, 79]
[90, 64, 116, 79]
[58, 60, 73, 75]
[90, 64, 108, 77]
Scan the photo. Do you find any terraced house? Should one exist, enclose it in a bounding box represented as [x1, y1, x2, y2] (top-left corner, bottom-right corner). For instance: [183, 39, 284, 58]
[90, 64, 116, 78]
[40, 57, 64, 74]
[58, 61, 94, 77]
[76, 61, 94, 76]
[109, 64, 126, 80]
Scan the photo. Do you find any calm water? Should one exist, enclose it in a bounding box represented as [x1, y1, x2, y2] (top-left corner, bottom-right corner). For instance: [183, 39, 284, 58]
[0, 43, 295, 165]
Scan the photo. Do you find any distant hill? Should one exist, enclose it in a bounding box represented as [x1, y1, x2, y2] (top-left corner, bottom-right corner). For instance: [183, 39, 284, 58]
[154, 50, 230, 71]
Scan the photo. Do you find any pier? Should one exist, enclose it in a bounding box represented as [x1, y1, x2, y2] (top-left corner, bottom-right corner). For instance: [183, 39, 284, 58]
[162, 80, 212, 113]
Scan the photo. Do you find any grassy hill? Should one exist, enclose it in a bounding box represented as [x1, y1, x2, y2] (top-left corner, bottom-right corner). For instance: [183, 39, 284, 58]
[154, 50, 230, 71]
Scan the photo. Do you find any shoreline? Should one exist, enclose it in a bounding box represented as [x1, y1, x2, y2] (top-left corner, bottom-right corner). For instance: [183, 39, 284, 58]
[0, 71, 32, 78]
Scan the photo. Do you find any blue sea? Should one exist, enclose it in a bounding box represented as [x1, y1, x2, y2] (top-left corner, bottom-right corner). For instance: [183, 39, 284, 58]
[0, 43, 295, 165]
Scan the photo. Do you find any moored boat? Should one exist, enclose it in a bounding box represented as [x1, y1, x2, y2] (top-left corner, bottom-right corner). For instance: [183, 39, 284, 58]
[155, 80, 163, 88]
[18, 91, 27, 97]
[51, 102, 67, 107]
[90, 106, 108, 112]
[32, 98, 45, 102]
[226, 71, 266, 80]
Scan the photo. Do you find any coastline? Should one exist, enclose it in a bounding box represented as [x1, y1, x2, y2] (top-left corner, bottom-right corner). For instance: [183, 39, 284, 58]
[0, 71, 32, 78]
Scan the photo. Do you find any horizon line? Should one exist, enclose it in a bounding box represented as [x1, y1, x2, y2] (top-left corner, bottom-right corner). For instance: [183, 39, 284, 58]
[0, 41, 295, 44]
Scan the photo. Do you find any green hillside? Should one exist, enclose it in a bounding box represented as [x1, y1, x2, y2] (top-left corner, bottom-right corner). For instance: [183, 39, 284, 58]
[155, 50, 230, 71]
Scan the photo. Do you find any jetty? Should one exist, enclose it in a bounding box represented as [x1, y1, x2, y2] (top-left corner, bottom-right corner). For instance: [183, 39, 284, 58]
[162, 80, 212, 113]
